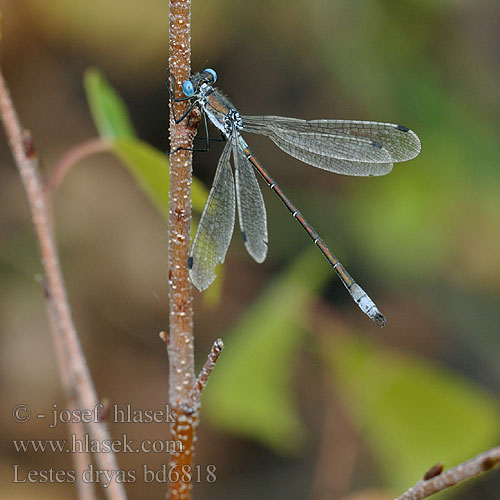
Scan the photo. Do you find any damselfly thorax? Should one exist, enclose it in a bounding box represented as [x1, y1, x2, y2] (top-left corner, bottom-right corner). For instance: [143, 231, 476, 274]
[197, 84, 243, 138]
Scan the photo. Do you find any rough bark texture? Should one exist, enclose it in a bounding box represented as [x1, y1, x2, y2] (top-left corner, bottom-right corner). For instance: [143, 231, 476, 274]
[167, 1, 197, 499]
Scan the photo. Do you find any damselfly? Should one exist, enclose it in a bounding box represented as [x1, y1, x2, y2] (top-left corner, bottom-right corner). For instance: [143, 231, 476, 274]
[167, 69, 421, 327]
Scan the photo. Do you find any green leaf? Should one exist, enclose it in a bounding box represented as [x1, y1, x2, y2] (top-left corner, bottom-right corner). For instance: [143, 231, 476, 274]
[84, 68, 136, 140]
[203, 247, 331, 453]
[112, 138, 208, 219]
[323, 334, 500, 492]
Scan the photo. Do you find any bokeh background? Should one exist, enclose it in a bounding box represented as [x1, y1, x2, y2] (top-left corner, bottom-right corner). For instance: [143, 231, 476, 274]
[1, 1, 499, 499]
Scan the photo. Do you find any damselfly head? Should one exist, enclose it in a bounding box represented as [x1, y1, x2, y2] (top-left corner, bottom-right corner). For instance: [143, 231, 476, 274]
[182, 69, 217, 97]
[182, 68, 217, 97]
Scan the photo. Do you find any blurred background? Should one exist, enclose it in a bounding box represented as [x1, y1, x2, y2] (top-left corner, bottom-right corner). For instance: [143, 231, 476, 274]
[0, 1, 499, 499]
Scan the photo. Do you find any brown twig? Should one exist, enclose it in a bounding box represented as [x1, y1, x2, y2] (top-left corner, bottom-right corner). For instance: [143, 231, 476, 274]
[43, 279, 96, 500]
[0, 68, 127, 500]
[395, 446, 500, 500]
[187, 339, 224, 411]
[167, 1, 201, 499]
[44, 137, 110, 194]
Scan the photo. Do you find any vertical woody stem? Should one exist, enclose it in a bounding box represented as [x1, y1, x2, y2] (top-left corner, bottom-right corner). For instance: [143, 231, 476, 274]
[167, 1, 197, 499]
[0, 70, 126, 500]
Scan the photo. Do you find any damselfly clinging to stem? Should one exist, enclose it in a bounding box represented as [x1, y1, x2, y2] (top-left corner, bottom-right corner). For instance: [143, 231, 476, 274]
[167, 69, 421, 327]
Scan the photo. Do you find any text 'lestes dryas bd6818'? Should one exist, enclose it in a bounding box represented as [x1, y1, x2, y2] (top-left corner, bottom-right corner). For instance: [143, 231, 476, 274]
[167, 69, 421, 327]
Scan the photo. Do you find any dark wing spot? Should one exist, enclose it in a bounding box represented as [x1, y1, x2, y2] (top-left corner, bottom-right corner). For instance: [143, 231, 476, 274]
[241, 231, 247, 243]
[188, 256, 194, 269]
[397, 124, 409, 132]
[371, 140, 383, 149]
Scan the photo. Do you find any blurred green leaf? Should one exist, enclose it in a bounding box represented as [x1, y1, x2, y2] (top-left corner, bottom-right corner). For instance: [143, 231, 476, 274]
[323, 334, 500, 492]
[84, 67, 136, 140]
[112, 138, 207, 219]
[204, 247, 331, 453]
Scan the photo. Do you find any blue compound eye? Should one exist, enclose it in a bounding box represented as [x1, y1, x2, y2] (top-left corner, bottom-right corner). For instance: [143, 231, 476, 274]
[182, 80, 194, 97]
[203, 68, 217, 83]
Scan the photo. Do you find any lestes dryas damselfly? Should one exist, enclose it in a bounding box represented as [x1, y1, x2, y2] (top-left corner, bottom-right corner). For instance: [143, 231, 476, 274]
[168, 69, 421, 327]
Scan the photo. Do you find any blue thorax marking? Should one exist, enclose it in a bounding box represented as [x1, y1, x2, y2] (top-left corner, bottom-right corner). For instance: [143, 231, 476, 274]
[198, 84, 242, 138]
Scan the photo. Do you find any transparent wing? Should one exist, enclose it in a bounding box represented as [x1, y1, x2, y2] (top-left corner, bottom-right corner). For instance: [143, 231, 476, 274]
[233, 134, 268, 263]
[189, 140, 235, 291]
[242, 115, 421, 177]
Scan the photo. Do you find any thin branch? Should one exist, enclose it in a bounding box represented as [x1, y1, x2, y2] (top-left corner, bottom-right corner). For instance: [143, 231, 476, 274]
[0, 68, 127, 500]
[43, 279, 96, 500]
[187, 339, 224, 411]
[44, 137, 110, 194]
[395, 447, 500, 500]
[167, 0, 200, 499]
[168, 0, 195, 408]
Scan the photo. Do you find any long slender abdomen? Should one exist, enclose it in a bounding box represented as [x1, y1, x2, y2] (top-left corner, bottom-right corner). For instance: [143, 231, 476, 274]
[239, 138, 386, 327]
